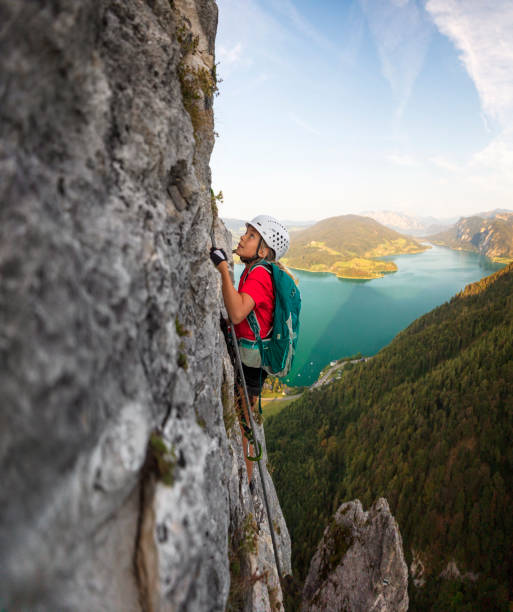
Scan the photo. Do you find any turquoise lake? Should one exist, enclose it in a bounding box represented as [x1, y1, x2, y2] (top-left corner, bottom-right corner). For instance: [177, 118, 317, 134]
[235, 246, 505, 386]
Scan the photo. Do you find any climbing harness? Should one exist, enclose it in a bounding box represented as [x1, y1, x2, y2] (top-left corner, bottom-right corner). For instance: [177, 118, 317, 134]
[211, 226, 283, 581]
[221, 315, 264, 458]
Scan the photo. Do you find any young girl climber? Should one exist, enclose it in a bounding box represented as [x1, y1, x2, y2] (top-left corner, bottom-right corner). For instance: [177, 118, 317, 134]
[210, 215, 291, 482]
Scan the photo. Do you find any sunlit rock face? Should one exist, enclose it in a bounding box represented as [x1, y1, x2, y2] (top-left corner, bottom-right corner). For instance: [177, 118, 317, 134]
[430, 213, 513, 260]
[301, 498, 408, 612]
[0, 1, 290, 610]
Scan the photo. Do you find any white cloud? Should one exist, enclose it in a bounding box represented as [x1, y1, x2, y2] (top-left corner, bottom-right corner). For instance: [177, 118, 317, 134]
[426, 0, 513, 125]
[289, 113, 322, 136]
[426, 1, 513, 191]
[359, 0, 433, 116]
[385, 153, 419, 167]
[217, 42, 243, 65]
[429, 156, 460, 173]
[469, 133, 513, 188]
[231, 72, 270, 96]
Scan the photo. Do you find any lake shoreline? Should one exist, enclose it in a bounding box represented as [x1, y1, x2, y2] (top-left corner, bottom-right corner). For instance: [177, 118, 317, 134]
[287, 264, 391, 280]
[284, 247, 430, 279]
[428, 242, 513, 265]
[285, 244, 510, 280]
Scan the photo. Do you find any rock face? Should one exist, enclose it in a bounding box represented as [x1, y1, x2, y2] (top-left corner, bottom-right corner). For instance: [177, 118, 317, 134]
[429, 213, 513, 261]
[0, 1, 290, 610]
[301, 498, 408, 612]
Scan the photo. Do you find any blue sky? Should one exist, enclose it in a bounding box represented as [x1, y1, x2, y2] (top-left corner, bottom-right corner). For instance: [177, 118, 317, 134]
[211, 0, 513, 222]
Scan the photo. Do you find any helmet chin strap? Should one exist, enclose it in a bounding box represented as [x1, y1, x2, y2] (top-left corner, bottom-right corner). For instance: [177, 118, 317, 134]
[239, 237, 263, 264]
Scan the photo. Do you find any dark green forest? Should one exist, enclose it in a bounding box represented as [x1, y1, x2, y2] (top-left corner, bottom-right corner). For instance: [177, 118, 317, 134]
[266, 263, 513, 610]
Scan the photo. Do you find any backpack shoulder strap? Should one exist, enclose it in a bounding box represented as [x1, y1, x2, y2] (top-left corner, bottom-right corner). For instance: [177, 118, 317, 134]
[247, 261, 272, 276]
[244, 261, 273, 343]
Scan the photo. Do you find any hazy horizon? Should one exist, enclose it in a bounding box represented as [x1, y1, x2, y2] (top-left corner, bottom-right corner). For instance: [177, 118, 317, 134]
[222, 207, 513, 227]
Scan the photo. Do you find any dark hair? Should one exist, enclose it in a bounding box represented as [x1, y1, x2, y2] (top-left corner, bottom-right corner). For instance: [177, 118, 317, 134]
[264, 246, 276, 261]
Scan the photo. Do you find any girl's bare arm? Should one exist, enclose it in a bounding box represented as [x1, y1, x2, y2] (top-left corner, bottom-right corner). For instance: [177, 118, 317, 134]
[218, 262, 255, 324]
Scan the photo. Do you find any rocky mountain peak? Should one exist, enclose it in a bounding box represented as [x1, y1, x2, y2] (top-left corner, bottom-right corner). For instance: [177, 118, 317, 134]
[301, 498, 409, 612]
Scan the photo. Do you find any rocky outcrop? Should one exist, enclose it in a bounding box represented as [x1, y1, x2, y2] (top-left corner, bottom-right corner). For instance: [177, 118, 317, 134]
[0, 1, 290, 610]
[410, 549, 427, 588]
[439, 560, 478, 583]
[428, 213, 513, 261]
[301, 498, 408, 612]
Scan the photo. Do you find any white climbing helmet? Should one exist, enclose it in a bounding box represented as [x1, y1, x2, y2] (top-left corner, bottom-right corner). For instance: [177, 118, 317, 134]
[247, 215, 290, 260]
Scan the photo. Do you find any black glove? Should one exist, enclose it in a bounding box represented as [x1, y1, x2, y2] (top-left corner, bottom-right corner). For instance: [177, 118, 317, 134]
[210, 247, 228, 267]
[210, 247, 227, 267]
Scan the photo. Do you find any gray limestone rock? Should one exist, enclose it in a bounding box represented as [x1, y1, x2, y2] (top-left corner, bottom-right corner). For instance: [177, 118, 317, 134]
[0, 0, 290, 610]
[301, 498, 408, 612]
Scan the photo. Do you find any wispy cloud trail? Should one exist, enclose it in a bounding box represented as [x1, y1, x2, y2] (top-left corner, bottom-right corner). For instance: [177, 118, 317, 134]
[289, 112, 322, 136]
[426, 0, 513, 126]
[426, 0, 513, 184]
[269, 0, 339, 54]
[217, 42, 243, 66]
[359, 0, 433, 116]
[386, 153, 419, 167]
[429, 156, 460, 173]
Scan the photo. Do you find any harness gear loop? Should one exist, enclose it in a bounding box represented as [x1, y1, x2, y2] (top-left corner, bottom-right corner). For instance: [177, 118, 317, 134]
[234, 387, 263, 462]
[211, 227, 283, 582]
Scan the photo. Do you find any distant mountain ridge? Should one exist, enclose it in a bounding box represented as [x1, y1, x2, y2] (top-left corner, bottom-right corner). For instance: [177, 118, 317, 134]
[428, 211, 513, 262]
[361, 210, 454, 236]
[282, 214, 428, 279]
[473, 208, 513, 219]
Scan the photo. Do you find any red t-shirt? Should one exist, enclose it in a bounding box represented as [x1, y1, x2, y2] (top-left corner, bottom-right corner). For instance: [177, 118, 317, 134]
[235, 265, 275, 341]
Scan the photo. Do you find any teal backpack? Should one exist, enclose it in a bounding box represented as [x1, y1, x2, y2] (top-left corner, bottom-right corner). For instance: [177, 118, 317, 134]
[238, 261, 301, 379]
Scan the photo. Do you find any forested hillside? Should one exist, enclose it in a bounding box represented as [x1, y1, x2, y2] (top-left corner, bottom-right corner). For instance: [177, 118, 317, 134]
[283, 214, 427, 279]
[266, 263, 513, 610]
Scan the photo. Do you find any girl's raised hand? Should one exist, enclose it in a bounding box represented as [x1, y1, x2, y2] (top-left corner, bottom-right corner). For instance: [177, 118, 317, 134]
[210, 247, 228, 268]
